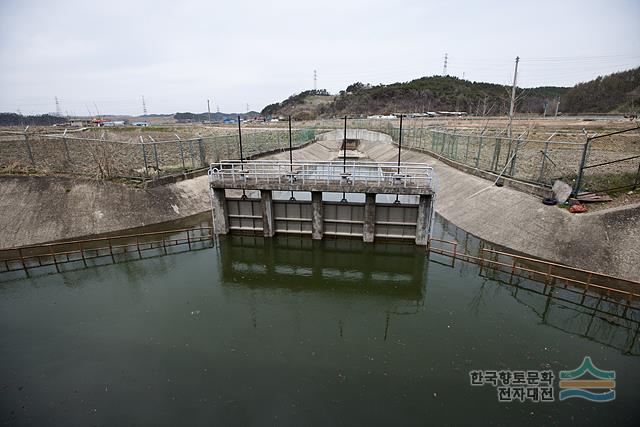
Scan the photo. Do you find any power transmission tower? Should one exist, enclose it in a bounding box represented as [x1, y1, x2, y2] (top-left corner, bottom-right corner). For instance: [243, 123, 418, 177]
[55, 97, 61, 116]
[207, 99, 212, 123]
[442, 53, 448, 76]
[216, 105, 220, 113]
[142, 96, 148, 116]
[246, 103, 249, 112]
[313, 70, 317, 91]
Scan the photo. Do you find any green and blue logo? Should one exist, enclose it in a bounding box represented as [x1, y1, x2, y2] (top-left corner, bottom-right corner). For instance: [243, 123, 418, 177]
[558, 356, 616, 402]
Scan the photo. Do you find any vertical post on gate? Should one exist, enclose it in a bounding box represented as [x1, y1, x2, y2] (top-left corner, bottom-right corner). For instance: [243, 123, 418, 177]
[573, 130, 590, 195]
[397, 114, 403, 173]
[341, 116, 347, 203]
[343, 115, 347, 173]
[238, 116, 244, 170]
[238, 115, 246, 199]
[289, 115, 295, 201]
[288, 115, 293, 171]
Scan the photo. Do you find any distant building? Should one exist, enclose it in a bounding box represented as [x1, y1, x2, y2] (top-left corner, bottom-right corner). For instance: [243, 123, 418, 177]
[132, 122, 149, 127]
[101, 120, 125, 127]
[223, 118, 237, 124]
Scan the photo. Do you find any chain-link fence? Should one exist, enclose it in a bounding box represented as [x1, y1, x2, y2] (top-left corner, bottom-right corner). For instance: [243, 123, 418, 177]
[576, 127, 640, 195]
[0, 127, 317, 180]
[2, 119, 637, 192]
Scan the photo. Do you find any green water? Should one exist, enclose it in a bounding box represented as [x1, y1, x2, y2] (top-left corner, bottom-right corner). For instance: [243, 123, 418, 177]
[1, 219, 639, 426]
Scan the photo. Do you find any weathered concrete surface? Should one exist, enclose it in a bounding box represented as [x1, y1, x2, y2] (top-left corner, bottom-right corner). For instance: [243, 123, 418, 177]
[359, 138, 640, 281]
[0, 174, 211, 248]
[1, 131, 638, 282]
[316, 129, 393, 143]
[0, 139, 342, 248]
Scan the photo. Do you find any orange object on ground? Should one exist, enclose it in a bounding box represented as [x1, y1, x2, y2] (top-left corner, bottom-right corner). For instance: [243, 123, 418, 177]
[569, 204, 588, 213]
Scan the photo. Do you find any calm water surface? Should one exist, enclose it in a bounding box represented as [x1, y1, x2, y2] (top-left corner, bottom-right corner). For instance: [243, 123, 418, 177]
[1, 216, 639, 426]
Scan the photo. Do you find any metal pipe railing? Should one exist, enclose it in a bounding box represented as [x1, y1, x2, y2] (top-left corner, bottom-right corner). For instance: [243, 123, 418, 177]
[208, 160, 434, 189]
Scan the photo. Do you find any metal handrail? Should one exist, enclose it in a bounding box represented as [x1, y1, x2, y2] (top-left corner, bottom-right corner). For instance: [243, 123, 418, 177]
[208, 160, 434, 189]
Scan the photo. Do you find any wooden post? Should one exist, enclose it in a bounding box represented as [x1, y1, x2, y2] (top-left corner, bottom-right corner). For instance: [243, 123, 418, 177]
[79, 242, 87, 267]
[108, 238, 115, 263]
[50, 247, 60, 273]
[136, 235, 142, 259]
[18, 248, 29, 277]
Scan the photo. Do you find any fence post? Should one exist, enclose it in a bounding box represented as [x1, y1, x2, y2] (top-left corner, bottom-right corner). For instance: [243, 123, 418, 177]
[152, 143, 160, 173]
[464, 134, 470, 163]
[509, 137, 522, 177]
[538, 140, 550, 184]
[475, 132, 484, 169]
[175, 134, 186, 170]
[62, 129, 71, 163]
[24, 129, 35, 169]
[197, 138, 206, 167]
[188, 140, 196, 168]
[140, 139, 149, 177]
[573, 132, 590, 195]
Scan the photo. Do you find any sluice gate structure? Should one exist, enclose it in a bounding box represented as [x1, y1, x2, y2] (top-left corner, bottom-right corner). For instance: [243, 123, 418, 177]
[208, 160, 436, 244]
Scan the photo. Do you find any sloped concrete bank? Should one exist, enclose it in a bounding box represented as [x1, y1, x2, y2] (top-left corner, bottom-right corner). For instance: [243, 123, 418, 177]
[1, 134, 638, 281]
[358, 138, 640, 282]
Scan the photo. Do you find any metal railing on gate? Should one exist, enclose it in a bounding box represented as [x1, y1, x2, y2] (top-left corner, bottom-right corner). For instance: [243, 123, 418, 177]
[208, 160, 435, 190]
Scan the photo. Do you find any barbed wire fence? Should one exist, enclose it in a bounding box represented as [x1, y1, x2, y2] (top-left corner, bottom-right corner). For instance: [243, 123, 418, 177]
[1, 118, 638, 194]
[0, 126, 318, 181]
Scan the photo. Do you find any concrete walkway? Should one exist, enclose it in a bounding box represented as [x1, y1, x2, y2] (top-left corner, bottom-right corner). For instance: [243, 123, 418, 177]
[1, 136, 638, 281]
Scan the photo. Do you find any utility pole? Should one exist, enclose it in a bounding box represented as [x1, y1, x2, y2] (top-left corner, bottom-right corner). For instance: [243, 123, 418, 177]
[207, 99, 212, 124]
[142, 96, 148, 116]
[507, 56, 520, 149]
[313, 70, 317, 91]
[554, 97, 560, 118]
[443, 53, 448, 76]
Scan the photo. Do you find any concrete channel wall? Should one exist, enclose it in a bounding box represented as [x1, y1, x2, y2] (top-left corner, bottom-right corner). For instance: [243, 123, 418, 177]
[1, 129, 638, 281]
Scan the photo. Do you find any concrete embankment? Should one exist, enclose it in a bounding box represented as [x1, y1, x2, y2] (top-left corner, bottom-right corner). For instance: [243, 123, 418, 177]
[1, 134, 638, 281]
[0, 139, 341, 248]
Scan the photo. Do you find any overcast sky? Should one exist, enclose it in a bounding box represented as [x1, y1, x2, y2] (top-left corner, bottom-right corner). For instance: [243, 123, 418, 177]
[1, 0, 638, 116]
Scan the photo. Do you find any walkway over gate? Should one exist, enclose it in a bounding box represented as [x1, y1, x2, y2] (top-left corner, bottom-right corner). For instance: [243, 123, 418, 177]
[208, 160, 435, 195]
[208, 160, 437, 245]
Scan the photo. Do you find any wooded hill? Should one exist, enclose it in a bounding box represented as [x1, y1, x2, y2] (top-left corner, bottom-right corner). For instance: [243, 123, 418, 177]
[562, 67, 640, 114]
[261, 67, 640, 118]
